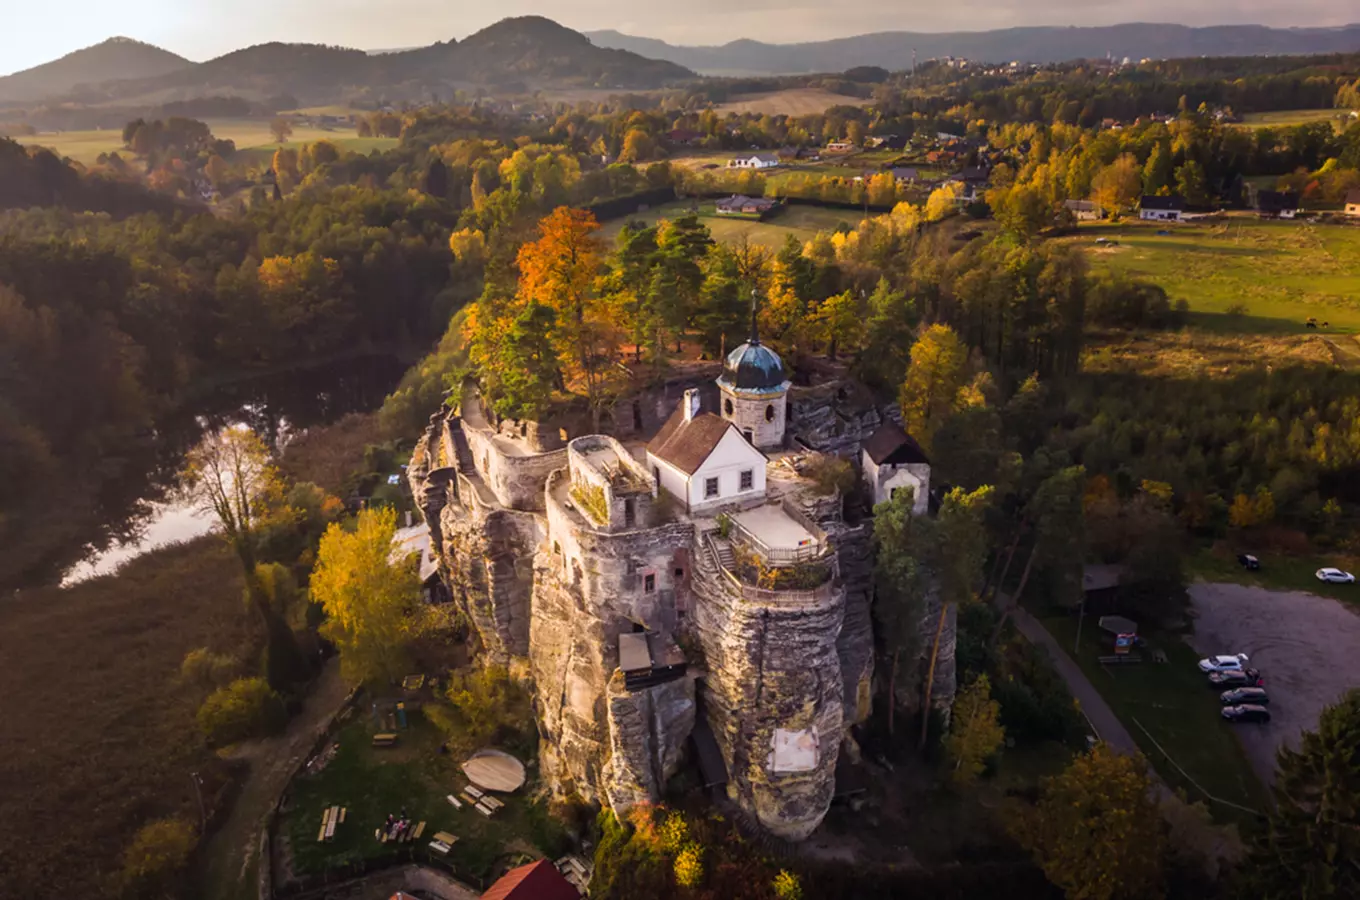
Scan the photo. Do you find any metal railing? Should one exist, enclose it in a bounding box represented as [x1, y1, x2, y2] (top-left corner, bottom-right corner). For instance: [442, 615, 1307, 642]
[728, 514, 827, 565]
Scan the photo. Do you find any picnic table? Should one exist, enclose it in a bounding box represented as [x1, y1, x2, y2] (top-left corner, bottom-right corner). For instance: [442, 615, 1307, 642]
[372, 733, 399, 747]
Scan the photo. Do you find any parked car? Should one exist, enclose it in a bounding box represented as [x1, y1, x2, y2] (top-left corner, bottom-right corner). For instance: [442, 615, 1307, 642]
[1209, 668, 1264, 688]
[1315, 567, 1355, 584]
[1220, 687, 1269, 706]
[1238, 554, 1260, 571]
[1198, 653, 1249, 673]
[1221, 704, 1271, 723]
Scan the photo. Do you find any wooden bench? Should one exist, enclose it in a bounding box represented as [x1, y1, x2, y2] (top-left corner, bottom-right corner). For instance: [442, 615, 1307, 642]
[372, 733, 399, 747]
[460, 791, 479, 807]
[446, 794, 463, 809]
[481, 796, 504, 810]
[475, 802, 495, 818]
[464, 785, 484, 799]
[433, 831, 458, 844]
[412, 821, 426, 840]
[1098, 655, 1143, 665]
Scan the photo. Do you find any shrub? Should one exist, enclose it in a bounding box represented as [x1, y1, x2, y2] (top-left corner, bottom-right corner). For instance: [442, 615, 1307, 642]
[673, 844, 704, 887]
[804, 453, 856, 496]
[197, 677, 286, 746]
[430, 664, 533, 753]
[180, 647, 240, 689]
[773, 869, 804, 899]
[118, 816, 196, 899]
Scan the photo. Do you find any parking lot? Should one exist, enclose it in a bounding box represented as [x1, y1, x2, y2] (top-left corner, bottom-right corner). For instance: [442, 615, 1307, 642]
[1188, 582, 1360, 787]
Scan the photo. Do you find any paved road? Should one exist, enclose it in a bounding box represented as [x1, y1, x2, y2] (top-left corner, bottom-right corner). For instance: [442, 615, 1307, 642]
[1009, 606, 1144, 756]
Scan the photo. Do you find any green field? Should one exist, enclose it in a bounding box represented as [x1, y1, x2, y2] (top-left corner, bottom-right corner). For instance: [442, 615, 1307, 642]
[1238, 109, 1354, 129]
[601, 199, 870, 248]
[1067, 219, 1360, 333]
[1039, 613, 1269, 827]
[13, 117, 397, 166]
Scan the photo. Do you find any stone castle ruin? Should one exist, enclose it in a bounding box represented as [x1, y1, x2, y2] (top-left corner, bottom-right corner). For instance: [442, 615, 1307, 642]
[407, 322, 955, 840]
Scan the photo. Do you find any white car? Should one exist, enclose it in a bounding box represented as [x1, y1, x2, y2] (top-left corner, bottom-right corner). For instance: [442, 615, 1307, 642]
[1198, 653, 1249, 674]
[1316, 568, 1355, 584]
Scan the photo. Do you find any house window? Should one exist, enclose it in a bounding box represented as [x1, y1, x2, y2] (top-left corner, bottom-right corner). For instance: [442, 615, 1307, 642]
[644, 573, 656, 593]
[724, 398, 734, 416]
[740, 469, 754, 491]
[705, 477, 719, 498]
[765, 404, 775, 422]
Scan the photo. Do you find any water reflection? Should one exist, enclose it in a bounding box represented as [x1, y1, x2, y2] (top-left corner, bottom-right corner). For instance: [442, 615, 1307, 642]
[41, 354, 406, 589]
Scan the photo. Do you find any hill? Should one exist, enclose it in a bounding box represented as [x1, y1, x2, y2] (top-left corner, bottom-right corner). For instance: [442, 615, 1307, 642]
[0, 37, 193, 103]
[9, 18, 695, 110]
[587, 23, 1360, 74]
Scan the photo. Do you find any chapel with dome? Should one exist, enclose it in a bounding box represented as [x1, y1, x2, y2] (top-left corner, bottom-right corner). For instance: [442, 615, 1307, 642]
[716, 300, 791, 450]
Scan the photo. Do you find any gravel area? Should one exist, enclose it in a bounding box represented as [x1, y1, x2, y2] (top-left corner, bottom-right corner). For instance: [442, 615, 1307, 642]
[1188, 582, 1360, 787]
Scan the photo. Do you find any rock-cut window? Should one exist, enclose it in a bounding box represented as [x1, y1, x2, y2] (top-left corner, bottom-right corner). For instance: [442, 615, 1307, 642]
[644, 573, 656, 593]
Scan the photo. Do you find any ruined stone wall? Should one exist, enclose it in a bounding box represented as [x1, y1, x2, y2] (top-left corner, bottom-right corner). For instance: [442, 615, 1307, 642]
[689, 547, 847, 840]
[788, 380, 884, 459]
[532, 469, 696, 803]
[462, 422, 566, 512]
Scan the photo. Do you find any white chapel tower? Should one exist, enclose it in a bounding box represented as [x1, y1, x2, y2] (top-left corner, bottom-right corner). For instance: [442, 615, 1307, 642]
[716, 295, 791, 450]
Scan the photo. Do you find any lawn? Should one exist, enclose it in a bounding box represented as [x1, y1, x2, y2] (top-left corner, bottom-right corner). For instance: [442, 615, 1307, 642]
[14, 117, 398, 166]
[281, 716, 568, 888]
[1038, 612, 1270, 828]
[712, 88, 872, 116]
[1238, 109, 1353, 130]
[600, 199, 870, 248]
[1066, 218, 1360, 333]
[1187, 545, 1360, 607]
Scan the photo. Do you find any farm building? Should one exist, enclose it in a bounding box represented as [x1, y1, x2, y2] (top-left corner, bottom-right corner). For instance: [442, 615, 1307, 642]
[1256, 191, 1299, 219]
[824, 141, 857, 153]
[1345, 190, 1360, 218]
[728, 152, 780, 169]
[889, 167, 920, 184]
[1064, 199, 1104, 221]
[1139, 195, 1185, 222]
[714, 195, 779, 217]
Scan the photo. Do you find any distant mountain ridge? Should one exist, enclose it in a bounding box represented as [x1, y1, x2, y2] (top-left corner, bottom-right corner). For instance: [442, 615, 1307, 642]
[1, 18, 694, 108]
[0, 37, 192, 103]
[586, 23, 1360, 74]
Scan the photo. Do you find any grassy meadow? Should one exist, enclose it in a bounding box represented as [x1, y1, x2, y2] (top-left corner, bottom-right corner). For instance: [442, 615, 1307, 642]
[1068, 218, 1360, 334]
[712, 88, 872, 116]
[600, 199, 870, 248]
[1238, 109, 1355, 129]
[13, 117, 398, 166]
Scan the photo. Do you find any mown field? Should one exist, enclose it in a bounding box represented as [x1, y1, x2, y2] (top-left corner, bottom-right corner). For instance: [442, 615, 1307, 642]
[13, 117, 398, 166]
[1067, 218, 1360, 334]
[1238, 109, 1354, 129]
[600, 199, 871, 248]
[712, 88, 872, 116]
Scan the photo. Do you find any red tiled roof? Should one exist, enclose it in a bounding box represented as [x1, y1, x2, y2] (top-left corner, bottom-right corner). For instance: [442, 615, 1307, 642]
[648, 407, 737, 476]
[481, 859, 579, 900]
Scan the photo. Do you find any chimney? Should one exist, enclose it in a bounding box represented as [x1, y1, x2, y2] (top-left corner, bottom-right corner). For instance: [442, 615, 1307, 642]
[683, 389, 700, 423]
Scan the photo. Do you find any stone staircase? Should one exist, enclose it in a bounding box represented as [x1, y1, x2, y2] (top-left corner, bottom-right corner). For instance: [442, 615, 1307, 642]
[713, 538, 736, 571]
[448, 418, 477, 471]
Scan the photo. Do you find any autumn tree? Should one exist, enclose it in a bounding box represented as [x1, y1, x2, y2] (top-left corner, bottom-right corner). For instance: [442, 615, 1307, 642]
[118, 816, 197, 900]
[812, 290, 862, 360]
[900, 323, 969, 453]
[619, 127, 656, 163]
[516, 207, 615, 422]
[269, 117, 294, 144]
[1242, 689, 1360, 899]
[1010, 743, 1166, 900]
[946, 674, 1005, 786]
[1092, 153, 1143, 214]
[203, 154, 229, 191]
[312, 506, 427, 686]
[179, 427, 309, 688]
[993, 465, 1087, 639]
[925, 181, 963, 220]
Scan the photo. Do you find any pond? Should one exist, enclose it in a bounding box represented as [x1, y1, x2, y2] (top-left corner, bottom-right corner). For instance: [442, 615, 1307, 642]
[40, 354, 407, 589]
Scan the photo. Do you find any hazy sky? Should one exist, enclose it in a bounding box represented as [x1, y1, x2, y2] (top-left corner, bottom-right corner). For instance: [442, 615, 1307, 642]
[3, 1, 1356, 75]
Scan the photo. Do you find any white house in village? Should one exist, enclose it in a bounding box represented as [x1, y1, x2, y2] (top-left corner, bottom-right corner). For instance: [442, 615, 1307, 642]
[1139, 195, 1184, 222]
[861, 422, 931, 514]
[728, 152, 780, 170]
[647, 390, 768, 515]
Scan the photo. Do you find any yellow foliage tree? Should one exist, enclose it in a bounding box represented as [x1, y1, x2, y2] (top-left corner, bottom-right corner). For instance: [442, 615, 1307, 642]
[900, 324, 969, 452]
[118, 816, 197, 898]
[945, 674, 1005, 786]
[448, 228, 487, 265]
[673, 844, 703, 887]
[812, 290, 863, 359]
[1009, 743, 1166, 900]
[312, 506, 426, 686]
[867, 171, 898, 208]
[925, 181, 963, 221]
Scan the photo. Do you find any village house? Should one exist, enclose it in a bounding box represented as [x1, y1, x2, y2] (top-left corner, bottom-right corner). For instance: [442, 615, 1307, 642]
[728, 152, 780, 170]
[889, 166, 920, 185]
[1139, 195, 1185, 222]
[1255, 190, 1299, 220]
[949, 167, 991, 203]
[714, 195, 779, 217]
[1064, 199, 1104, 221]
[1345, 190, 1360, 218]
[646, 390, 769, 515]
[824, 140, 857, 154]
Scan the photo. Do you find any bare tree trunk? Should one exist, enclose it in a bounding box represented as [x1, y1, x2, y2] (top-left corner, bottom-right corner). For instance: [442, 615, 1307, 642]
[991, 543, 1038, 645]
[918, 601, 952, 750]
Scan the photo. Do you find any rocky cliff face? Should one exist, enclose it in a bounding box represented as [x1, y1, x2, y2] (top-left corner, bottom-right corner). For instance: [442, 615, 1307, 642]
[603, 672, 696, 812]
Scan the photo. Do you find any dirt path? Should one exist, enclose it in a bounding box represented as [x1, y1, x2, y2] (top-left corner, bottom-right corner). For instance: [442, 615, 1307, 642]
[196, 662, 351, 900]
[1188, 582, 1360, 788]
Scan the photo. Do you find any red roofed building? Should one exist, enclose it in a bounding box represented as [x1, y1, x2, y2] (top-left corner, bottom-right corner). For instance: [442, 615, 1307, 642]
[481, 859, 579, 900]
